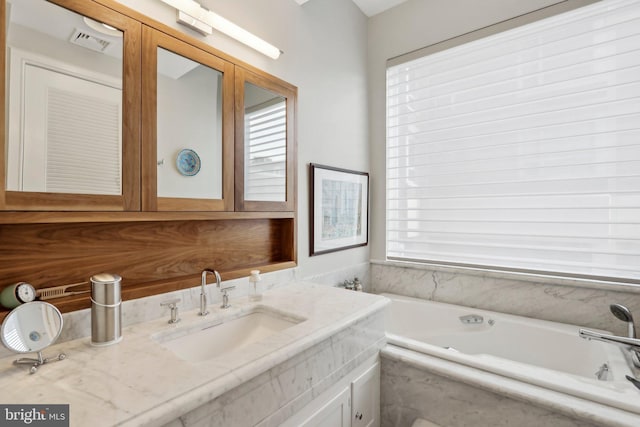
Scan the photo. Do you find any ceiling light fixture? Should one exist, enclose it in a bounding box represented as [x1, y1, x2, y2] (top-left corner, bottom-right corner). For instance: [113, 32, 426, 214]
[83, 17, 122, 38]
[158, 0, 282, 59]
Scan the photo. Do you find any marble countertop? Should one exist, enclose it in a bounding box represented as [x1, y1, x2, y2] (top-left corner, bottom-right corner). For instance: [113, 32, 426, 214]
[0, 283, 389, 427]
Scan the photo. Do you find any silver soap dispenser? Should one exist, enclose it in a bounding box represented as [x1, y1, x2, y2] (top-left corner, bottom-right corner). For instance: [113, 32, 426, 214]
[90, 273, 122, 346]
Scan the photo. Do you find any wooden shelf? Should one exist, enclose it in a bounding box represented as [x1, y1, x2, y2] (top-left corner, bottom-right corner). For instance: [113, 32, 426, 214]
[0, 210, 294, 224]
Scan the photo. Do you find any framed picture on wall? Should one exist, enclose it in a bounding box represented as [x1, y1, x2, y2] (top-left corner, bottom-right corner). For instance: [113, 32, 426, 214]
[310, 163, 369, 256]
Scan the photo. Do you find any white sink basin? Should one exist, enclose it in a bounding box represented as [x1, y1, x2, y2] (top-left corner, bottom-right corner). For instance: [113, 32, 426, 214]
[153, 309, 302, 362]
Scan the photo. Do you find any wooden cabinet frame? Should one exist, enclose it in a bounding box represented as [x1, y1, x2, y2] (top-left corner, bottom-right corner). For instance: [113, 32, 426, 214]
[0, 0, 141, 211]
[141, 26, 235, 212]
[235, 67, 297, 212]
[0, 0, 298, 215]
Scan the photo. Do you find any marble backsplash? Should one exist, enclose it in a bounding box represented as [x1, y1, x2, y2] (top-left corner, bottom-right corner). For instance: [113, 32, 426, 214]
[64, 261, 369, 343]
[371, 259, 640, 336]
[0, 262, 370, 359]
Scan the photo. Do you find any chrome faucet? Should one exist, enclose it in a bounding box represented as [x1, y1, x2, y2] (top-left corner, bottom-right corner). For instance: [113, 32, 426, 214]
[199, 269, 216, 316]
[579, 303, 640, 368]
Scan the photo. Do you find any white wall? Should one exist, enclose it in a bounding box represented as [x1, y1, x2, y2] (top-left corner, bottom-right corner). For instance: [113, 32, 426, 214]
[157, 66, 223, 199]
[367, 0, 567, 260]
[114, 0, 370, 279]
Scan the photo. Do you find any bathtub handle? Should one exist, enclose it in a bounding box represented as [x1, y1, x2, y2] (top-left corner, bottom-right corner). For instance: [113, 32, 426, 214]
[459, 314, 484, 325]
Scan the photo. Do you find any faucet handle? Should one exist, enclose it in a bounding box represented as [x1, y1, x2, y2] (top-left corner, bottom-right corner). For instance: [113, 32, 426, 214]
[160, 299, 181, 324]
[220, 287, 234, 309]
[160, 298, 180, 308]
[215, 271, 234, 291]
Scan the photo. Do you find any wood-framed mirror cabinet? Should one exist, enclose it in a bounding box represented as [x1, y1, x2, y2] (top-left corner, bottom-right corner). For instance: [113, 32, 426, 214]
[235, 67, 296, 212]
[0, 0, 141, 211]
[141, 26, 234, 212]
[1, 0, 298, 216]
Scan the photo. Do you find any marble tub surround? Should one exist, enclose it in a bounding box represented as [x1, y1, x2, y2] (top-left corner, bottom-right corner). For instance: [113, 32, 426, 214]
[371, 260, 640, 336]
[0, 283, 390, 427]
[380, 346, 639, 427]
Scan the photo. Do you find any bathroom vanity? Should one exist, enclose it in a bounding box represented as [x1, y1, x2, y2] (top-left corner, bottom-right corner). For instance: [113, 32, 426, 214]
[0, 284, 388, 427]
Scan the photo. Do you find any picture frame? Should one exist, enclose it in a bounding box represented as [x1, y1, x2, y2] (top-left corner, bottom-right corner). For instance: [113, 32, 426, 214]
[310, 163, 369, 256]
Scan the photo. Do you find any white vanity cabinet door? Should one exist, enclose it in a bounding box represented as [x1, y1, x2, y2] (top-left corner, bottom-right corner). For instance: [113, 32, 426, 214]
[299, 386, 350, 427]
[351, 362, 380, 427]
[281, 356, 379, 427]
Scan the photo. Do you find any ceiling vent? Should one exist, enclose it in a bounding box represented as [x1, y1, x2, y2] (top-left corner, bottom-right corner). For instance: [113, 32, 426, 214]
[69, 29, 110, 53]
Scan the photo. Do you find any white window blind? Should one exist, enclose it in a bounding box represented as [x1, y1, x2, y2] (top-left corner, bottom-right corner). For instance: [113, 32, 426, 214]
[46, 88, 121, 195]
[244, 98, 287, 202]
[386, 0, 640, 281]
[19, 64, 122, 195]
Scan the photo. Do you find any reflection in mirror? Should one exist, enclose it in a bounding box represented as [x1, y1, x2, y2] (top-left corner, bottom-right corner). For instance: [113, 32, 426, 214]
[1, 301, 66, 374]
[1, 301, 63, 353]
[244, 83, 287, 202]
[5, 0, 124, 195]
[157, 47, 223, 200]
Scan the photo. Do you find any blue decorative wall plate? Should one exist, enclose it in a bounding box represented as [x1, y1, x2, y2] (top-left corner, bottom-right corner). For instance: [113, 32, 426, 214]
[176, 149, 201, 176]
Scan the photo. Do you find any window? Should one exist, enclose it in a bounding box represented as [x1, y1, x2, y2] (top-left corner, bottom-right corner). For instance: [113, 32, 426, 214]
[386, 0, 640, 281]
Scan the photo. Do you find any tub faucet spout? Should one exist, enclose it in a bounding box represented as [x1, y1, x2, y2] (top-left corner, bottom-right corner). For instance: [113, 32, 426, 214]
[579, 329, 640, 368]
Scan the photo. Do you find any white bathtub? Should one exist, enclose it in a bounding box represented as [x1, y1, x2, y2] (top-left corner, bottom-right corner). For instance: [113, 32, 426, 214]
[382, 293, 640, 416]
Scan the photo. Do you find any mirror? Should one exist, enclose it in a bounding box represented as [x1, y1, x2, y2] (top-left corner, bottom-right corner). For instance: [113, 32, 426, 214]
[156, 47, 223, 200]
[5, 0, 124, 196]
[243, 82, 287, 202]
[235, 68, 295, 212]
[1, 301, 63, 353]
[143, 26, 233, 212]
